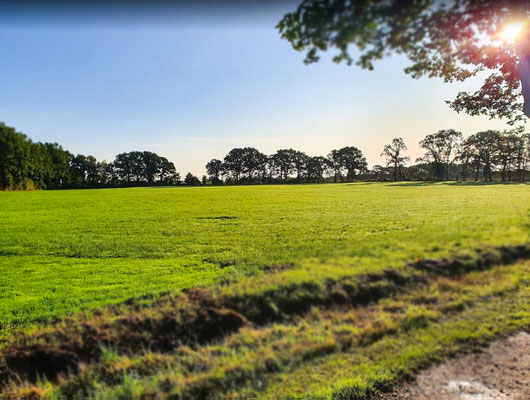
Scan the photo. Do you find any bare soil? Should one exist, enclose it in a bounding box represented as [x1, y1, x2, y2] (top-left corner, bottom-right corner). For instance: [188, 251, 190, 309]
[382, 331, 530, 400]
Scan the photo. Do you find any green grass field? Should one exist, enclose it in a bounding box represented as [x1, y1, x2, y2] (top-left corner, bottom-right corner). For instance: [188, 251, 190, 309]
[1, 183, 529, 328]
[1, 183, 530, 399]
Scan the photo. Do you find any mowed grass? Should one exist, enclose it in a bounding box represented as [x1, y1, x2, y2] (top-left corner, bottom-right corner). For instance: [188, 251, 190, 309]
[0, 182, 529, 329]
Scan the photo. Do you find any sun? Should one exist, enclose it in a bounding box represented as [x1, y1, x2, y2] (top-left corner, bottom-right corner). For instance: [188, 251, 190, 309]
[499, 21, 525, 41]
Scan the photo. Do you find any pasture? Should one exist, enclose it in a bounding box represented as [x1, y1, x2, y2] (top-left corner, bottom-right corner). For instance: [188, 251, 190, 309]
[1, 182, 530, 398]
[1, 182, 529, 328]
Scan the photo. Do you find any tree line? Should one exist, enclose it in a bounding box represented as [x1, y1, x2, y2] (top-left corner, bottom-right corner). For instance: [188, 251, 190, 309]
[413, 128, 530, 183]
[205, 146, 367, 184]
[2, 121, 530, 190]
[0, 123, 180, 190]
[206, 128, 530, 184]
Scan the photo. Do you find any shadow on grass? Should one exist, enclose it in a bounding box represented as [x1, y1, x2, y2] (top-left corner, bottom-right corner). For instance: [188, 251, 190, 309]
[386, 181, 530, 187]
[443, 181, 530, 186]
[386, 182, 434, 187]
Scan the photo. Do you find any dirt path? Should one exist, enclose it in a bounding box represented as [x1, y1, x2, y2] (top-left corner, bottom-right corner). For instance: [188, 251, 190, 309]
[382, 331, 530, 400]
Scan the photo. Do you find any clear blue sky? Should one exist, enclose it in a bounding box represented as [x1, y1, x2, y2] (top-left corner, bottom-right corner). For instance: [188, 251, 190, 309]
[0, 1, 511, 176]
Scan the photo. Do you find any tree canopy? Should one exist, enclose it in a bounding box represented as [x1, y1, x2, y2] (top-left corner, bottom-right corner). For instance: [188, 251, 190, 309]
[382, 137, 410, 181]
[0, 122, 180, 190]
[418, 129, 463, 180]
[278, 0, 530, 122]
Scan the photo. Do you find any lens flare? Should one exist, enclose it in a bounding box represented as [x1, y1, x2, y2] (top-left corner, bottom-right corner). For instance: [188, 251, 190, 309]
[499, 21, 525, 41]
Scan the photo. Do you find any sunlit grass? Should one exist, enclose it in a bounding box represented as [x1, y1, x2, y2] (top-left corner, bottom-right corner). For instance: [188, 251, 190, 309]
[0, 183, 529, 329]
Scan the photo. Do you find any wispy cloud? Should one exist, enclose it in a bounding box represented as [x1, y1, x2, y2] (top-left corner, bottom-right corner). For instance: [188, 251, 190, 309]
[132, 143, 167, 148]
[186, 137, 284, 144]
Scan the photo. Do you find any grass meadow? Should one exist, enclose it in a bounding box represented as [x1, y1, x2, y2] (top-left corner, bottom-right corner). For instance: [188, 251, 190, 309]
[1, 182, 530, 398]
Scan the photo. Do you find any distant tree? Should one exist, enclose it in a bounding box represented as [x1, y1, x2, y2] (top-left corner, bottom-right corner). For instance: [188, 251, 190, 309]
[327, 149, 343, 183]
[517, 132, 530, 181]
[257, 155, 270, 182]
[206, 159, 224, 184]
[307, 156, 330, 183]
[43, 142, 71, 188]
[265, 155, 277, 182]
[337, 146, 367, 182]
[85, 155, 98, 186]
[70, 154, 90, 187]
[184, 172, 201, 185]
[113, 151, 178, 185]
[371, 165, 390, 181]
[129, 151, 145, 182]
[455, 137, 476, 182]
[461, 135, 485, 182]
[291, 150, 309, 181]
[241, 147, 267, 182]
[201, 175, 208, 185]
[105, 162, 118, 185]
[523, 133, 530, 180]
[142, 151, 162, 184]
[0, 123, 33, 190]
[495, 130, 521, 181]
[114, 152, 134, 183]
[381, 138, 410, 181]
[405, 163, 431, 181]
[271, 149, 296, 181]
[159, 158, 179, 184]
[28, 142, 53, 189]
[223, 148, 246, 183]
[278, 1, 530, 122]
[469, 130, 500, 181]
[95, 161, 109, 185]
[418, 129, 463, 181]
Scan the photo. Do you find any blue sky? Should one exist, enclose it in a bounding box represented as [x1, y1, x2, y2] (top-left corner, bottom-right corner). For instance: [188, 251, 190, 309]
[0, 2, 512, 175]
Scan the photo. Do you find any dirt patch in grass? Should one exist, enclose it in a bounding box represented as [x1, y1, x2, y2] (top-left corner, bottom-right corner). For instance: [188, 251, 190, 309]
[197, 216, 238, 220]
[381, 331, 530, 400]
[3, 347, 79, 383]
[408, 245, 530, 275]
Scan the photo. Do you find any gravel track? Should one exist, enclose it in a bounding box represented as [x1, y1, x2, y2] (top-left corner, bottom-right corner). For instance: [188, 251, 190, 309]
[382, 332, 530, 400]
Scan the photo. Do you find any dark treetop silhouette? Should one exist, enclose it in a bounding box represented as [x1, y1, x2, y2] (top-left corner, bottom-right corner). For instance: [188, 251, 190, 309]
[279, 0, 530, 122]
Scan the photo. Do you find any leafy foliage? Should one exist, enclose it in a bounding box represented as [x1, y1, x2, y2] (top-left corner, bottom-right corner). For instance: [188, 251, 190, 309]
[0, 122, 180, 190]
[278, 0, 530, 122]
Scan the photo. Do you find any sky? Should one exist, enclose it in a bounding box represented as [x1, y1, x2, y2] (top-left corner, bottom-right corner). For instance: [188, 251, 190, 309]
[0, 1, 515, 176]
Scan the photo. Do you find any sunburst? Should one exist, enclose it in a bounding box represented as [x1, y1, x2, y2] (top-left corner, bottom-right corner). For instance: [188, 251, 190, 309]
[498, 21, 525, 41]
